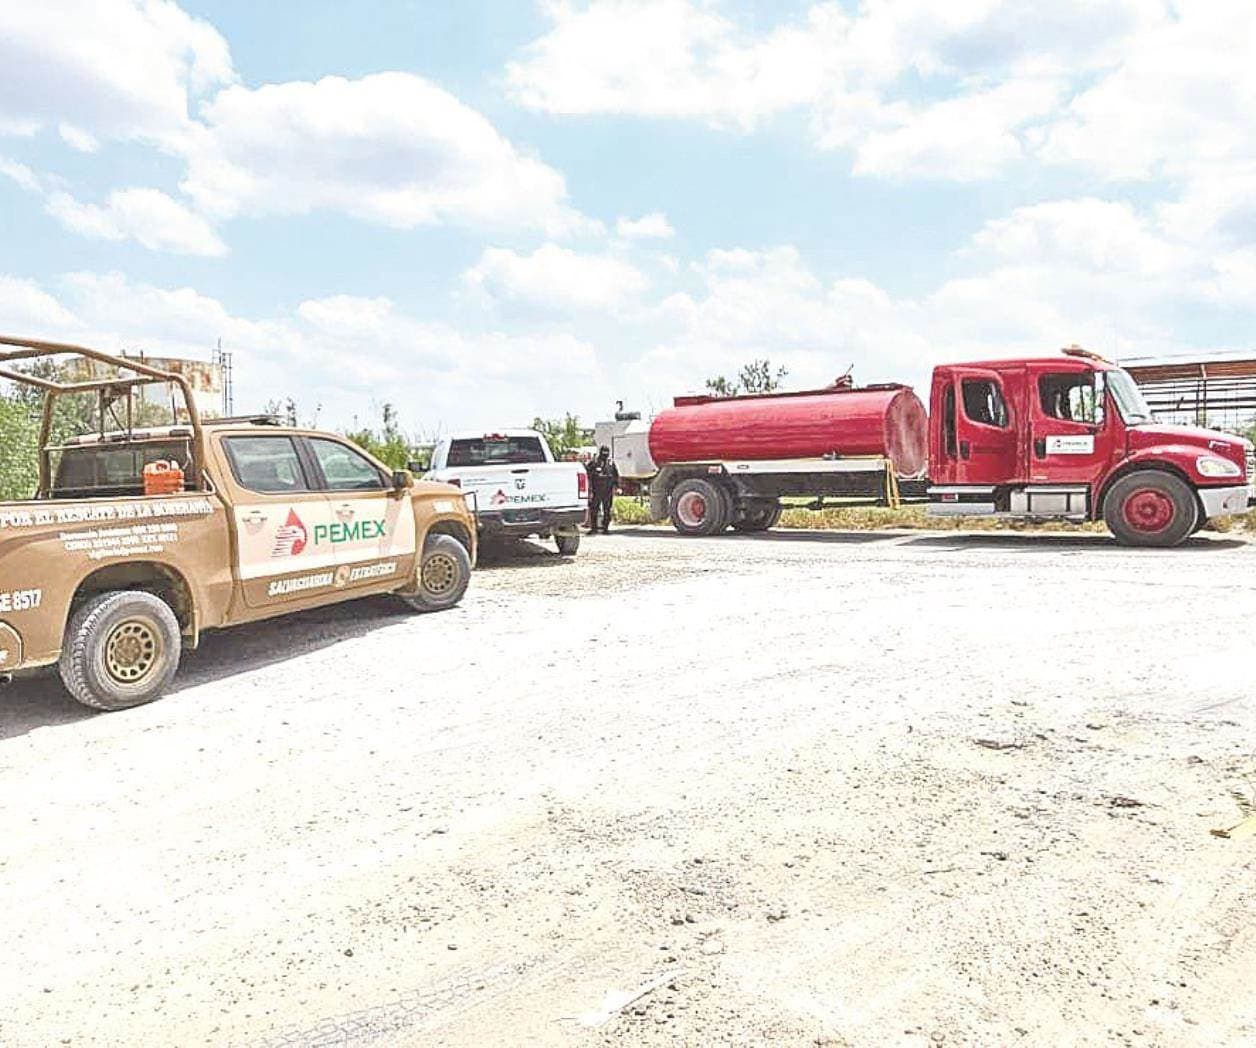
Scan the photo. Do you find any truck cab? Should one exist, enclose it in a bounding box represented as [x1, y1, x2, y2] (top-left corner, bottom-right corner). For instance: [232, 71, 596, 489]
[927, 348, 1252, 545]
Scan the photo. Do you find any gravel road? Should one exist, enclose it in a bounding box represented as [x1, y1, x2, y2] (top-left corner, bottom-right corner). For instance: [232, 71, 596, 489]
[2, 527, 1254, 1047]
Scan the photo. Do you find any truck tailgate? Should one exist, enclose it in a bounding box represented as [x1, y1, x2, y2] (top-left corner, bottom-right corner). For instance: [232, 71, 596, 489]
[455, 464, 583, 514]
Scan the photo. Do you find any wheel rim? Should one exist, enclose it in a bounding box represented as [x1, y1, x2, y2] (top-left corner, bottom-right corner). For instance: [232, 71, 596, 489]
[105, 617, 161, 686]
[1122, 488, 1175, 534]
[422, 552, 460, 596]
[675, 491, 708, 528]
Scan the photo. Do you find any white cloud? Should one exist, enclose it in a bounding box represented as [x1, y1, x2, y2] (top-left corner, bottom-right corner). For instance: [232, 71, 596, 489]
[507, 0, 832, 130]
[0, 157, 41, 193]
[183, 73, 592, 236]
[465, 243, 650, 311]
[1, 6, 593, 249]
[1, 271, 610, 431]
[848, 78, 1065, 181]
[616, 212, 675, 239]
[0, 276, 82, 332]
[508, 1, 1176, 181]
[0, 0, 234, 150]
[45, 188, 228, 257]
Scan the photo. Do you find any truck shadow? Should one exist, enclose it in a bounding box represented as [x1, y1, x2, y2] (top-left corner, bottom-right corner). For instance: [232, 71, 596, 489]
[0, 595, 423, 743]
[475, 538, 574, 570]
[897, 532, 1248, 552]
[609, 526, 897, 545]
[609, 525, 1248, 552]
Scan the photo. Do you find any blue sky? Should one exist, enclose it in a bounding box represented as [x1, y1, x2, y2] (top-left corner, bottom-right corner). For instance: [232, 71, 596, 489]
[2, 1, 1253, 434]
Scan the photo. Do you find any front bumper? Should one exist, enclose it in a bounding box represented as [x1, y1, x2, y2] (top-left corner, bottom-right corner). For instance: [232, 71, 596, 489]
[477, 507, 586, 537]
[1198, 484, 1250, 518]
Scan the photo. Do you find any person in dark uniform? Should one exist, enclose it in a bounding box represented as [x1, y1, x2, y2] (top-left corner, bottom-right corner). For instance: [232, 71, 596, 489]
[586, 445, 618, 534]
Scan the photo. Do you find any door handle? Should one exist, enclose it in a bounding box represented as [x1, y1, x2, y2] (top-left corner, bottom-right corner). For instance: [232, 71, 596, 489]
[959, 440, 970, 460]
[336, 504, 356, 518]
[241, 510, 267, 525]
[1034, 437, 1047, 458]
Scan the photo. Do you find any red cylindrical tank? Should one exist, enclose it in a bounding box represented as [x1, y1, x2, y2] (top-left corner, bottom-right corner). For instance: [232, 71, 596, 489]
[648, 386, 928, 477]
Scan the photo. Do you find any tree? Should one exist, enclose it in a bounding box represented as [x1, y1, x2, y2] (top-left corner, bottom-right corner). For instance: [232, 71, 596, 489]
[532, 413, 593, 459]
[262, 397, 298, 426]
[0, 396, 40, 501]
[345, 402, 421, 470]
[705, 358, 789, 397]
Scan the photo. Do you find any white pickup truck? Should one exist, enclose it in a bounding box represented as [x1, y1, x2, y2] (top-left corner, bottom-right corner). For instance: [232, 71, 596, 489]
[426, 430, 588, 555]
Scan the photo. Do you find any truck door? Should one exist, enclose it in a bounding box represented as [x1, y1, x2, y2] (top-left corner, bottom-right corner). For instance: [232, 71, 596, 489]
[305, 437, 418, 593]
[1025, 363, 1115, 486]
[951, 367, 1019, 485]
[218, 434, 338, 609]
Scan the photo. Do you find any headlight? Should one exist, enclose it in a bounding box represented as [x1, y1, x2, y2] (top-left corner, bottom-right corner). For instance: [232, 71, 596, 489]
[1196, 456, 1242, 478]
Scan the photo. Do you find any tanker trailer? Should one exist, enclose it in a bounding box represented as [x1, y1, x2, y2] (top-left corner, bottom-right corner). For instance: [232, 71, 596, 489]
[595, 383, 929, 536]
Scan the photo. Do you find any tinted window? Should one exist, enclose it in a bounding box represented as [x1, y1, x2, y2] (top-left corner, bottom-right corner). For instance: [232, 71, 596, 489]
[310, 438, 386, 491]
[1040, 372, 1101, 424]
[962, 379, 1009, 428]
[223, 436, 309, 493]
[447, 436, 546, 467]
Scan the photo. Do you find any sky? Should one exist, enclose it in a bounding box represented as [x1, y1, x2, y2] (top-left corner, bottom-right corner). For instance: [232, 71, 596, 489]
[1, 0, 1254, 436]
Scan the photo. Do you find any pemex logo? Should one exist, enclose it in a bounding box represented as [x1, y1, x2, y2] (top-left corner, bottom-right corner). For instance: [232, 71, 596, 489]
[491, 489, 509, 507]
[272, 509, 308, 557]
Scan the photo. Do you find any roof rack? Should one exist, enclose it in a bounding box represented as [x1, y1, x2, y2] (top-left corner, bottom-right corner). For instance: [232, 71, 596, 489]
[0, 334, 204, 495]
[201, 414, 283, 428]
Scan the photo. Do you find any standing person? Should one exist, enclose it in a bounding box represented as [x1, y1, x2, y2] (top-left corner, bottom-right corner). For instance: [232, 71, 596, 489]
[587, 445, 618, 534]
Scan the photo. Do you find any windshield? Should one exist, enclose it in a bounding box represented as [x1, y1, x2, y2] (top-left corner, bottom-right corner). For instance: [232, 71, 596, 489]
[447, 436, 546, 467]
[1106, 369, 1154, 424]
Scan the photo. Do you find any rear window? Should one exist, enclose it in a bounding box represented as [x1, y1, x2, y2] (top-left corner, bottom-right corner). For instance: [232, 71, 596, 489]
[53, 440, 192, 497]
[447, 437, 546, 467]
[222, 436, 311, 493]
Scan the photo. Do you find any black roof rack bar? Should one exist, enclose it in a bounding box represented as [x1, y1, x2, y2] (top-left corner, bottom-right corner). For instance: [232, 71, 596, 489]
[200, 414, 283, 427]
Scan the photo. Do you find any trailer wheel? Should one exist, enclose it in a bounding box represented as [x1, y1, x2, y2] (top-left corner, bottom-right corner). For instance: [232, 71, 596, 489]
[398, 534, 472, 612]
[670, 478, 730, 536]
[59, 590, 182, 711]
[1104, 472, 1198, 548]
[732, 502, 782, 532]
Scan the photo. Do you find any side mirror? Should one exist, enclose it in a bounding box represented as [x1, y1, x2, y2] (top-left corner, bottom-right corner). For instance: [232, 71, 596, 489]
[407, 460, 426, 473]
[392, 469, 414, 492]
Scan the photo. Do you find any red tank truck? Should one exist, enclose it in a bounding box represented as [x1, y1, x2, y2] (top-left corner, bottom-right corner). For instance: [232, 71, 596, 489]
[595, 347, 1253, 548]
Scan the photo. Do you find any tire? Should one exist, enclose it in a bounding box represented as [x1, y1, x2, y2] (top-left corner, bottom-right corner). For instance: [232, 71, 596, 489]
[556, 532, 580, 556]
[669, 478, 731, 536]
[1103, 472, 1199, 548]
[398, 534, 472, 612]
[59, 590, 182, 711]
[732, 502, 782, 533]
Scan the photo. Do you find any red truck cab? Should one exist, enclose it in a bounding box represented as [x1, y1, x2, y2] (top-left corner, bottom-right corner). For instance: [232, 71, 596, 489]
[927, 347, 1252, 546]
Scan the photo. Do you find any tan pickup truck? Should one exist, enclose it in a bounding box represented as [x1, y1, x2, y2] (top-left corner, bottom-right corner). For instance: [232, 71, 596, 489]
[0, 337, 477, 711]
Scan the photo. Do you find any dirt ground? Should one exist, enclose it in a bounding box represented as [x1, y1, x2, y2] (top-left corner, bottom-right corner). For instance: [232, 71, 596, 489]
[1, 526, 1254, 1047]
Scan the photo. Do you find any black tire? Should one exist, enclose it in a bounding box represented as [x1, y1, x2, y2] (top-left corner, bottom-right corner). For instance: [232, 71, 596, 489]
[669, 478, 730, 536]
[59, 591, 182, 711]
[556, 531, 580, 556]
[398, 534, 472, 612]
[732, 502, 782, 533]
[1103, 472, 1199, 548]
